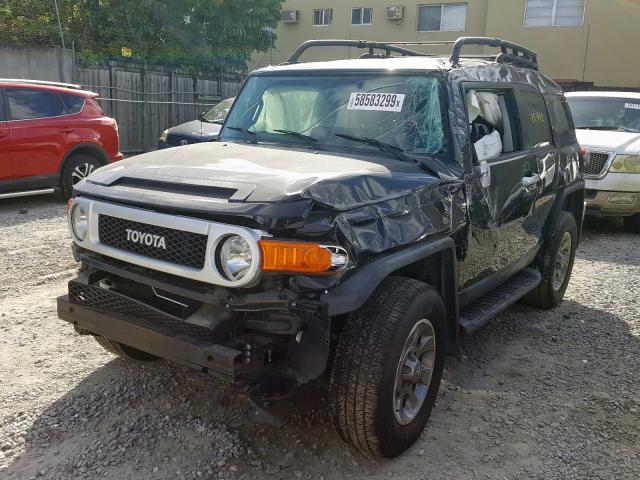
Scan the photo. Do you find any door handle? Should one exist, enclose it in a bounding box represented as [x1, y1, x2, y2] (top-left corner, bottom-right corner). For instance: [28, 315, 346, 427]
[59, 128, 74, 134]
[474, 160, 491, 188]
[0, 132, 7, 139]
[522, 174, 541, 188]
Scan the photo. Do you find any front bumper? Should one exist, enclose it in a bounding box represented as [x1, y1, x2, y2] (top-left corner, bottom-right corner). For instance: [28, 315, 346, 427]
[585, 190, 640, 216]
[58, 293, 242, 379]
[57, 258, 331, 386]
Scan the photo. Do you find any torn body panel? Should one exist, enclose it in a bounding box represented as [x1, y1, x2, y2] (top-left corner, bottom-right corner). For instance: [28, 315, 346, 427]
[76, 141, 466, 265]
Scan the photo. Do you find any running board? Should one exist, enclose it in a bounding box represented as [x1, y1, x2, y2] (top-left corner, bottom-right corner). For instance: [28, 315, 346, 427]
[0, 188, 56, 199]
[459, 268, 541, 336]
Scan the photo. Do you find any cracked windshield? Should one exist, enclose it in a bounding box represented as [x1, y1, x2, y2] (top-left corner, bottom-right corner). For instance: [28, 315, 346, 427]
[222, 74, 447, 157]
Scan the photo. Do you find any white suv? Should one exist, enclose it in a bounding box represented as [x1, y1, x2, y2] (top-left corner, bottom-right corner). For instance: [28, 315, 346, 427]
[566, 92, 640, 233]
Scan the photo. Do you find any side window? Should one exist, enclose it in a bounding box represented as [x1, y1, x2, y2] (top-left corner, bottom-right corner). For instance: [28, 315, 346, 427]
[60, 93, 85, 114]
[6, 88, 66, 120]
[466, 87, 522, 163]
[546, 95, 577, 147]
[517, 89, 553, 149]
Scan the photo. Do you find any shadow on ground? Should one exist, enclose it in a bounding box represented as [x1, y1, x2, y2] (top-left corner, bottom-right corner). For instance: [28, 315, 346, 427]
[4, 293, 638, 480]
[0, 193, 67, 227]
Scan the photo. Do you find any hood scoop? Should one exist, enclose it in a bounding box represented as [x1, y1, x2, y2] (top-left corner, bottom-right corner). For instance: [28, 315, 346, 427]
[110, 177, 239, 200]
[87, 174, 256, 204]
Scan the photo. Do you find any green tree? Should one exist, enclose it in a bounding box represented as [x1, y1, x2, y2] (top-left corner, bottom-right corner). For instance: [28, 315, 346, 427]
[0, 0, 283, 72]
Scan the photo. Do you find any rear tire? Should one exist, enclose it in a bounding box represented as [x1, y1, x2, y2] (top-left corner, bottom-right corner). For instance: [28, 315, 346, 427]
[623, 213, 640, 234]
[524, 211, 578, 309]
[61, 154, 103, 198]
[329, 276, 446, 458]
[94, 336, 157, 362]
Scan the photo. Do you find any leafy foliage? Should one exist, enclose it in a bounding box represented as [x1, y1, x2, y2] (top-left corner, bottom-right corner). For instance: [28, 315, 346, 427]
[0, 0, 283, 73]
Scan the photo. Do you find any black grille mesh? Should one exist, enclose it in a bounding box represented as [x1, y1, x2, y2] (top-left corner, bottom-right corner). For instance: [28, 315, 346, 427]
[98, 215, 207, 269]
[585, 152, 609, 176]
[69, 282, 213, 339]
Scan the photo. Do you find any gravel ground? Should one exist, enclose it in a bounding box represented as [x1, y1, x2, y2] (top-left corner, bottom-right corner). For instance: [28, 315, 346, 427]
[1, 194, 638, 480]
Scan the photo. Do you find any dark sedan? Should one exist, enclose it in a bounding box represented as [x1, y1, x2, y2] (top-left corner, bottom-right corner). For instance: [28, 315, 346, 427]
[158, 97, 234, 149]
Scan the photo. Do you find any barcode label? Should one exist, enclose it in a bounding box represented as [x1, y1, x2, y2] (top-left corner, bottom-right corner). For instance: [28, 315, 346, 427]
[348, 93, 405, 112]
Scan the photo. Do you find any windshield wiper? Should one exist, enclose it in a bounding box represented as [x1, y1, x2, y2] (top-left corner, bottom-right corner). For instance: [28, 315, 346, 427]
[335, 133, 417, 164]
[273, 129, 322, 149]
[225, 126, 258, 143]
[335, 133, 443, 178]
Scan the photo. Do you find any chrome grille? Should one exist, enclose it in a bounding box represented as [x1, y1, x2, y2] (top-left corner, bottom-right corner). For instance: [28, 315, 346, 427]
[585, 152, 610, 177]
[98, 214, 207, 269]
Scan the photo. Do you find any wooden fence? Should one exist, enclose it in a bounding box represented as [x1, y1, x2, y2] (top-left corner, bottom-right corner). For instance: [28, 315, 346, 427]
[76, 67, 245, 153]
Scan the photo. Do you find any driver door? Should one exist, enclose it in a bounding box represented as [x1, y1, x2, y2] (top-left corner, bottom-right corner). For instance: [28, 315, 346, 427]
[459, 83, 541, 293]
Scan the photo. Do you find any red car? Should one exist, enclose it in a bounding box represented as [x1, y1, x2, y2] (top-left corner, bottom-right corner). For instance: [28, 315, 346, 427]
[0, 79, 122, 199]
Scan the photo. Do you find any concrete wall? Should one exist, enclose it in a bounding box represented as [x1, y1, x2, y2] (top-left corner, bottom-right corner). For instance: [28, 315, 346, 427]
[485, 0, 640, 88]
[583, 0, 640, 88]
[261, 0, 488, 64]
[261, 0, 640, 89]
[0, 44, 74, 83]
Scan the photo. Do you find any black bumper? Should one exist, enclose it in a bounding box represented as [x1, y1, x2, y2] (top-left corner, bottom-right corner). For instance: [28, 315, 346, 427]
[57, 294, 242, 380]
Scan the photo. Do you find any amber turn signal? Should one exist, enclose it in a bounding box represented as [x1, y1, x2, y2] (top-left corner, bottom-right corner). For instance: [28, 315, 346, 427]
[259, 240, 348, 275]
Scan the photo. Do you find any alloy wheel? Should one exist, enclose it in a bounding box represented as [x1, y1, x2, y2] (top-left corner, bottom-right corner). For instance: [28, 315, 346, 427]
[71, 162, 96, 185]
[552, 231, 572, 291]
[393, 319, 436, 425]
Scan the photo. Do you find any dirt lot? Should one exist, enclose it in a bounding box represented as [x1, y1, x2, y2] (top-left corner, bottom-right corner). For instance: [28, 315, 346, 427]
[1, 194, 638, 480]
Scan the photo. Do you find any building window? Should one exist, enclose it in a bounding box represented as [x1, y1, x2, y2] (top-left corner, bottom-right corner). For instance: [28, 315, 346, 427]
[352, 7, 373, 25]
[524, 0, 585, 27]
[313, 8, 333, 26]
[417, 3, 467, 32]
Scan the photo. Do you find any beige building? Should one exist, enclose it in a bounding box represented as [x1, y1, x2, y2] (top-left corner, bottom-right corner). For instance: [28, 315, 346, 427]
[252, 0, 640, 89]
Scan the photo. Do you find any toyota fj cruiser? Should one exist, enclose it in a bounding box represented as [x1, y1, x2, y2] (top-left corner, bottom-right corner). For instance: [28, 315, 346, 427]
[58, 38, 585, 457]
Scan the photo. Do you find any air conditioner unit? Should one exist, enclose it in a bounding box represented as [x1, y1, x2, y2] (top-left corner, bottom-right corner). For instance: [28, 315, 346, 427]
[386, 5, 405, 20]
[280, 10, 300, 23]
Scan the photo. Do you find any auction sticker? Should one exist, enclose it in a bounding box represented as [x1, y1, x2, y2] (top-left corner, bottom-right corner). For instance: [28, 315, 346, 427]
[348, 92, 405, 112]
[625, 102, 640, 110]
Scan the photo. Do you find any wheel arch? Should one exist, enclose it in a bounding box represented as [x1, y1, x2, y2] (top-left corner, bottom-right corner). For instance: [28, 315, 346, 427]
[57, 143, 110, 182]
[324, 237, 459, 344]
[543, 180, 585, 244]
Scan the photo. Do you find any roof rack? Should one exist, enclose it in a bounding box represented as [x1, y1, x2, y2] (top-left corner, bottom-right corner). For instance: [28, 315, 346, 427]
[450, 37, 538, 70]
[285, 40, 428, 64]
[0, 78, 83, 90]
[284, 37, 539, 71]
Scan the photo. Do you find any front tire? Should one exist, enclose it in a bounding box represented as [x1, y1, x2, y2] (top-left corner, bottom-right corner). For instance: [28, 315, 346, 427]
[94, 336, 157, 362]
[524, 211, 578, 309]
[623, 213, 640, 234]
[329, 276, 446, 457]
[61, 154, 103, 198]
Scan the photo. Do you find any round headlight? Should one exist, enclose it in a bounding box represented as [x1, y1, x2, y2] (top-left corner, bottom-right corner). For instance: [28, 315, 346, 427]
[218, 235, 253, 281]
[70, 203, 88, 241]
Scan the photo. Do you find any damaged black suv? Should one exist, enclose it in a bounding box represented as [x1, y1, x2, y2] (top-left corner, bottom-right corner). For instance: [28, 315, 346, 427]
[58, 38, 585, 457]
